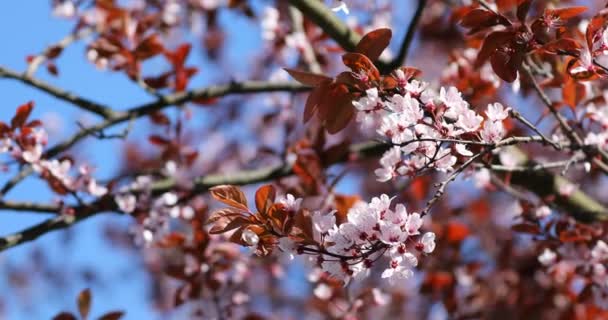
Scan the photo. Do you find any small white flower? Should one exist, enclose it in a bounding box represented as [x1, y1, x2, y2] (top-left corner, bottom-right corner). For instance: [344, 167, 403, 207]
[313, 210, 336, 234]
[162, 192, 179, 206]
[330, 0, 349, 15]
[535, 206, 551, 219]
[591, 240, 608, 261]
[486, 102, 511, 122]
[455, 143, 473, 156]
[87, 179, 108, 197]
[420, 232, 436, 253]
[313, 283, 332, 300]
[277, 194, 302, 212]
[22, 144, 43, 163]
[115, 194, 136, 213]
[538, 248, 557, 266]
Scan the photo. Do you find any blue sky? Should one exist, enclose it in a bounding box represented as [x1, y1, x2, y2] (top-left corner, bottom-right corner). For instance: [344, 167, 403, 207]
[0, 3, 161, 319]
[0, 0, 277, 317]
[0, 2, 436, 318]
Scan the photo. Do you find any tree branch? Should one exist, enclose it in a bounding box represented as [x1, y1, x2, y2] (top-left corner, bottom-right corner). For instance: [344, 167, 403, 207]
[0, 81, 311, 197]
[385, 0, 427, 71]
[1, 136, 606, 252]
[0, 65, 117, 119]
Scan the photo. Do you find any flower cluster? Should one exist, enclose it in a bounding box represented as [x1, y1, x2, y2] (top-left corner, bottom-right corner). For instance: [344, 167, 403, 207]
[114, 161, 196, 246]
[305, 195, 435, 285]
[538, 240, 608, 307]
[351, 73, 509, 182]
[0, 114, 108, 200]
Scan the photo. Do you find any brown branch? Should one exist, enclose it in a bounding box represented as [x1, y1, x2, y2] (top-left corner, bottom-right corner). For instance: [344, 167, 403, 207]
[0, 80, 311, 197]
[0, 65, 117, 119]
[2, 136, 606, 252]
[385, 0, 427, 71]
[522, 62, 583, 146]
[0, 141, 386, 252]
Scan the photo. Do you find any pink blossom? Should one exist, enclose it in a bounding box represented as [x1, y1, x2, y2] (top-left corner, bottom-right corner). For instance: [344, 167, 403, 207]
[486, 103, 510, 122]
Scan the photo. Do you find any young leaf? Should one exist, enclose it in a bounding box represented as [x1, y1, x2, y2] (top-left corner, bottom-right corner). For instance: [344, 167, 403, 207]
[52, 312, 77, 320]
[548, 6, 587, 20]
[210, 185, 249, 211]
[460, 8, 510, 33]
[77, 288, 92, 320]
[97, 311, 125, 320]
[284, 68, 332, 86]
[11, 101, 34, 129]
[516, 0, 533, 22]
[255, 184, 276, 215]
[354, 28, 392, 61]
[134, 34, 164, 60]
[342, 53, 380, 80]
[475, 31, 514, 68]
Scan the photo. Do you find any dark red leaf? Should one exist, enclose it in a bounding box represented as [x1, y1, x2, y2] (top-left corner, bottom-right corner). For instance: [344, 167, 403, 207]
[148, 135, 170, 146]
[133, 34, 164, 60]
[166, 43, 191, 67]
[52, 312, 77, 320]
[355, 28, 392, 61]
[460, 9, 510, 33]
[97, 311, 125, 320]
[77, 288, 92, 319]
[303, 84, 329, 123]
[540, 38, 582, 55]
[511, 222, 541, 234]
[475, 31, 514, 68]
[284, 68, 332, 86]
[11, 101, 34, 129]
[47, 62, 59, 76]
[342, 53, 380, 80]
[516, 0, 533, 22]
[490, 49, 519, 82]
[209, 185, 249, 211]
[255, 184, 276, 215]
[548, 6, 587, 20]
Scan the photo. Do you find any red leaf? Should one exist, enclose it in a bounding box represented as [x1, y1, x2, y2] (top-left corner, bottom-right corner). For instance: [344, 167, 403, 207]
[445, 222, 470, 243]
[47, 62, 59, 76]
[303, 84, 329, 123]
[11, 101, 34, 129]
[98, 311, 125, 320]
[133, 34, 164, 60]
[355, 28, 392, 61]
[516, 0, 533, 22]
[255, 184, 276, 215]
[490, 49, 520, 82]
[77, 288, 92, 319]
[562, 77, 585, 109]
[511, 222, 541, 234]
[165, 43, 191, 67]
[210, 185, 249, 211]
[586, 14, 607, 51]
[52, 312, 77, 320]
[157, 232, 186, 248]
[460, 9, 510, 33]
[342, 53, 380, 80]
[148, 135, 170, 146]
[284, 68, 332, 86]
[149, 112, 170, 126]
[319, 83, 354, 133]
[548, 6, 587, 20]
[540, 38, 582, 55]
[475, 31, 514, 68]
